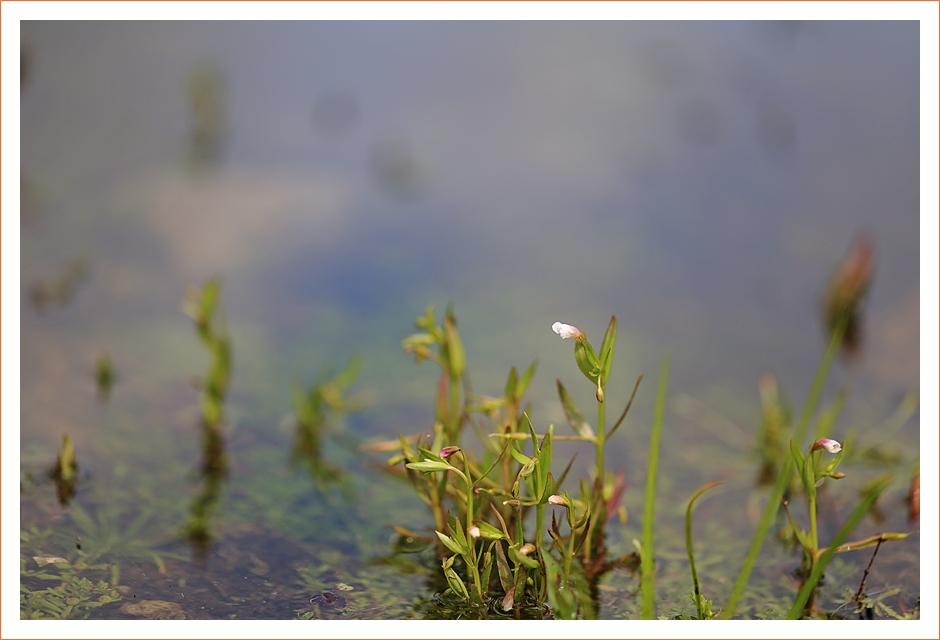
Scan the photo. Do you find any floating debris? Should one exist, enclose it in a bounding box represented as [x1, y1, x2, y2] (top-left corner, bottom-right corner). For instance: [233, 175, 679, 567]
[119, 600, 186, 620]
[310, 591, 346, 608]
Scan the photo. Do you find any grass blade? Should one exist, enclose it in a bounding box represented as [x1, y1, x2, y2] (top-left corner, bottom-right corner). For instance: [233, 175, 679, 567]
[721, 315, 846, 619]
[640, 352, 669, 619]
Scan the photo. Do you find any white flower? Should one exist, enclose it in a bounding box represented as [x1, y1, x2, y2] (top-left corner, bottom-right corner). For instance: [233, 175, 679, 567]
[468, 526, 481, 539]
[813, 438, 842, 454]
[547, 494, 569, 506]
[552, 322, 582, 340]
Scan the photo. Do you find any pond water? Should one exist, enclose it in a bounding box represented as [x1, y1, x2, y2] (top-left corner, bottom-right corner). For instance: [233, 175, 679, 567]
[15, 19, 921, 623]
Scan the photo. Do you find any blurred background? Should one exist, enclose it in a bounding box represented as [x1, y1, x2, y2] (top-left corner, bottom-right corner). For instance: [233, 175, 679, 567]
[17, 20, 920, 618]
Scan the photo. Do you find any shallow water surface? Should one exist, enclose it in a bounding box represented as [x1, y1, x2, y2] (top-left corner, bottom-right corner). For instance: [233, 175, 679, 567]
[18, 20, 920, 620]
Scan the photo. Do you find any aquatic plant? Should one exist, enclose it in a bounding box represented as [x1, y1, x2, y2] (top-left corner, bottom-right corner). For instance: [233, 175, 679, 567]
[51, 434, 78, 507]
[290, 355, 367, 486]
[181, 278, 231, 559]
[20, 572, 121, 620]
[389, 305, 646, 619]
[378, 235, 916, 620]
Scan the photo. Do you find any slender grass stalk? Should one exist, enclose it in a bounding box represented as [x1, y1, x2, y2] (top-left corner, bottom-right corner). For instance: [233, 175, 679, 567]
[786, 477, 890, 619]
[808, 451, 820, 552]
[685, 480, 722, 620]
[596, 394, 606, 483]
[459, 453, 484, 602]
[720, 316, 847, 619]
[535, 502, 545, 551]
[640, 352, 670, 620]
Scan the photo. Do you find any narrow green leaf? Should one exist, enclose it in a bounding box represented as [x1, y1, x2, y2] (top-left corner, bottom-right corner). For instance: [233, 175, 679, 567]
[481, 548, 493, 595]
[472, 442, 510, 487]
[556, 379, 595, 439]
[494, 541, 513, 592]
[574, 340, 601, 382]
[436, 530, 466, 556]
[517, 360, 538, 399]
[524, 412, 539, 454]
[509, 441, 531, 466]
[443, 565, 471, 600]
[444, 309, 465, 379]
[537, 427, 553, 498]
[820, 531, 914, 556]
[332, 355, 363, 390]
[599, 315, 617, 385]
[781, 499, 812, 550]
[607, 374, 643, 440]
[449, 513, 469, 550]
[472, 520, 507, 540]
[789, 439, 805, 474]
[504, 367, 518, 402]
[801, 450, 817, 500]
[543, 551, 576, 619]
[641, 352, 669, 620]
[722, 313, 849, 619]
[787, 476, 892, 619]
[685, 480, 721, 622]
[406, 460, 454, 473]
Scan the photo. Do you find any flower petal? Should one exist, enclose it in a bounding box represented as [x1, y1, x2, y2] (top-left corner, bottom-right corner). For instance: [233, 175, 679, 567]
[552, 322, 582, 340]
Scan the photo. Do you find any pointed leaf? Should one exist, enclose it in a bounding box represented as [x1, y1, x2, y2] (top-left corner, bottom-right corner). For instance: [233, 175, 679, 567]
[494, 541, 513, 592]
[443, 309, 465, 379]
[472, 520, 507, 540]
[406, 460, 454, 473]
[504, 367, 518, 402]
[517, 360, 538, 400]
[574, 340, 601, 382]
[481, 547, 494, 593]
[828, 531, 915, 554]
[443, 565, 470, 600]
[332, 355, 363, 390]
[449, 513, 469, 550]
[599, 315, 617, 385]
[436, 531, 466, 556]
[538, 426, 553, 495]
[509, 441, 532, 466]
[789, 440, 805, 476]
[556, 379, 595, 440]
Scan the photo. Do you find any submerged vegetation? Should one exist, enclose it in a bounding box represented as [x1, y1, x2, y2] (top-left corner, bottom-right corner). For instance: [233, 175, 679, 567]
[19, 238, 920, 621]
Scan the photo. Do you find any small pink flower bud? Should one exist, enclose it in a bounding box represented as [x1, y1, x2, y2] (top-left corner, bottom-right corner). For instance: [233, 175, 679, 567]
[518, 543, 536, 556]
[812, 438, 842, 454]
[439, 446, 461, 459]
[467, 526, 480, 539]
[547, 494, 569, 506]
[552, 322, 583, 340]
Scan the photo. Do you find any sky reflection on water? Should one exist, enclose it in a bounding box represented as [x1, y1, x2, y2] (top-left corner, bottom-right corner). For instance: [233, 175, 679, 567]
[13, 15, 926, 621]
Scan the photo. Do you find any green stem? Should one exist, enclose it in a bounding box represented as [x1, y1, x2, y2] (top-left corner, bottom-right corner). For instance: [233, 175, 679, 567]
[787, 477, 890, 619]
[448, 374, 461, 442]
[721, 315, 847, 619]
[535, 503, 544, 551]
[461, 453, 484, 602]
[686, 481, 721, 620]
[596, 389, 606, 482]
[640, 353, 669, 620]
[808, 450, 820, 553]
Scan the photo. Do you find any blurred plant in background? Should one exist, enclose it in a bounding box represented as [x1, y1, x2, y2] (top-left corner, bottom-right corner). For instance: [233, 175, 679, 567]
[290, 355, 368, 486]
[181, 278, 231, 562]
